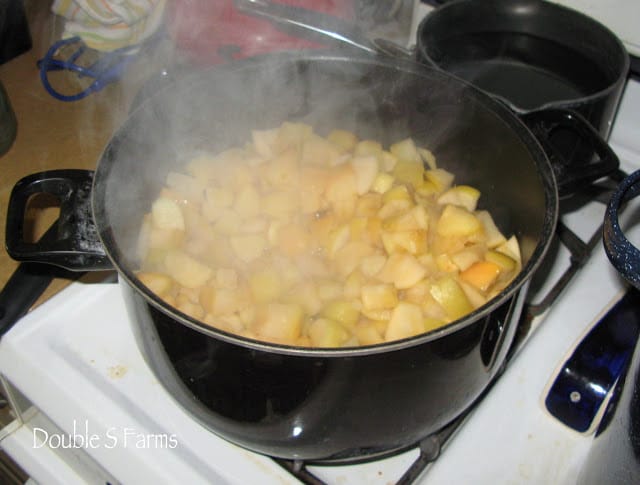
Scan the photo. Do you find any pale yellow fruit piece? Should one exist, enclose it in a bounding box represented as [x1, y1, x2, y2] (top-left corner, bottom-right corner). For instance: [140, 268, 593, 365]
[202, 188, 234, 221]
[285, 282, 322, 315]
[151, 197, 185, 231]
[496, 236, 522, 264]
[459, 280, 487, 309]
[450, 246, 484, 271]
[147, 227, 185, 250]
[234, 184, 261, 218]
[299, 166, 330, 214]
[436, 204, 482, 237]
[326, 223, 350, 258]
[485, 249, 517, 271]
[137, 272, 174, 298]
[377, 253, 427, 289]
[372, 172, 395, 194]
[437, 185, 481, 212]
[164, 250, 212, 289]
[361, 283, 398, 311]
[354, 321, 384, 346]
[359, 253, 387, 278]
[316, 280, 343, 301]
[385, 302, 425, 342]
[275, 223, 309, 258]
[435, 253, 459, 273]
[475, 210, 507, 248]
[216, 268, 238, 290]
[252, 128, 278, 158]
[333, 241, 375, 277]
[381, 229, 428, 256]
[424, 168, 454, 192]
[381, 184, 411, 203]
[263, 191, 297, 220]
[355, 193, 383, 217]
[308, 318, 350, 348]
[175, 298, 205, 321]
[430, 276, 474, 321]
[302, 133, 343, 166]
[212, 209, 241, 234]
[264, 147, 300, 187]
[255, 303, 304, 344]
[390, 138, 421, 163]
[380, 151, 399, 171]
[423, 317, 446, 333]
[378, 199, 413, 220]
[327, 129, 358, 152]
[418, 147, 437, 170]
[393, 160, 424, 189]
[320, 300, 360, 329]
[354, 139, 383, 157]
[351, 156, 379, 195]
[343, 270, 366, 299]
[325, 165, 358, 204]
[248, 267, 283, 303]
[229, 234, 266, 263]
[362, 308, 392, 322]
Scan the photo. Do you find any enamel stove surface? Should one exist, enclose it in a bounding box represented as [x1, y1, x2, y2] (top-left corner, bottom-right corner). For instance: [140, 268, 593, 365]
[0, 78, 639, 485]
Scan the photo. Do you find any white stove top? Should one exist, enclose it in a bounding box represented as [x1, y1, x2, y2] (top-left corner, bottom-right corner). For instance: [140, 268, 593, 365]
[1, 79, 639, 485]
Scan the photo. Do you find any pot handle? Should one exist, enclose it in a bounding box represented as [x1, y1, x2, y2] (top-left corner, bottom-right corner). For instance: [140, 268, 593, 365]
[520, 109, 619, 198]
[5, 169, 112, 271]
[603, 169, 640, 290]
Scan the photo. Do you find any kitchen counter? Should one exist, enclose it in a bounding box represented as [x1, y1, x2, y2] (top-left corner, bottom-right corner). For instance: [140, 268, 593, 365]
[0, 3, 168, 307]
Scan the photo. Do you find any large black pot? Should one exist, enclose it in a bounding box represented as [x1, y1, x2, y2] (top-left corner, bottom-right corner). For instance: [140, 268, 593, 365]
[5, 54, 618, 460]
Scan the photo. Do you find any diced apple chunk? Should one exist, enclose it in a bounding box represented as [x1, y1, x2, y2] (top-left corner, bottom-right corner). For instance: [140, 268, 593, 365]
[255, 303, 304, 344]
[320, 300, 360, 329]
[137, 272, 174, 298]
[377, 253, 427, 289]
[436, 204, 482, 237]
[309, 318, 350, 347]
[437, 185, 481, 212]
[385, 302, 425, 341]
[164, 250, 212, 289]
[475, 210, 507, 248]
[230, 234, 266, 263]
[151, 197, 185, 231]
[430, 276, 474, 321]
[361, 284, 398, 311]
[351, 156, 379, 195]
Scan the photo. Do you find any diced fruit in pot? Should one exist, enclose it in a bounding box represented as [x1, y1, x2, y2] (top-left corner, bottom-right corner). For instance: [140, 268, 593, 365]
[136, 122, 522, 347]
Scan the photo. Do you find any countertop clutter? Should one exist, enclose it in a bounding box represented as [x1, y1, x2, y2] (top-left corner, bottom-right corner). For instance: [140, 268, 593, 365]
[0, 2, 168, 308]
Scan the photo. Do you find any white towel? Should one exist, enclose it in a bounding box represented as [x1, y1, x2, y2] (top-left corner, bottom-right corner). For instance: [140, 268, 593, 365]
[51, 0, 167, 51]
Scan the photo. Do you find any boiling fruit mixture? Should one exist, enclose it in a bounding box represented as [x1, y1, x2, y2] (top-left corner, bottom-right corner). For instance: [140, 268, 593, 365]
[135, 122, 521, 348]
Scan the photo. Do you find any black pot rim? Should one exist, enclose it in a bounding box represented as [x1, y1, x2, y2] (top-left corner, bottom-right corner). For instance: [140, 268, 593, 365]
[92, 53, 559, 357]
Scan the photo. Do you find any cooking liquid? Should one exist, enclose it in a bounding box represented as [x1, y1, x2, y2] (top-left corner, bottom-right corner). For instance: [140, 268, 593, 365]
[436, 32, 611, 111]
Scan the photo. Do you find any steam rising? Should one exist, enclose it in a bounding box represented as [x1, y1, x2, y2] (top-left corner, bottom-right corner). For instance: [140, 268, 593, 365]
[92, 51, 550, 279]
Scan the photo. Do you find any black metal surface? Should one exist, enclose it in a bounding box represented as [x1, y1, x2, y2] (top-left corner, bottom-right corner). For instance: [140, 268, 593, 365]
[416, 0, 629, 140]
[5, 169, 111, 271]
